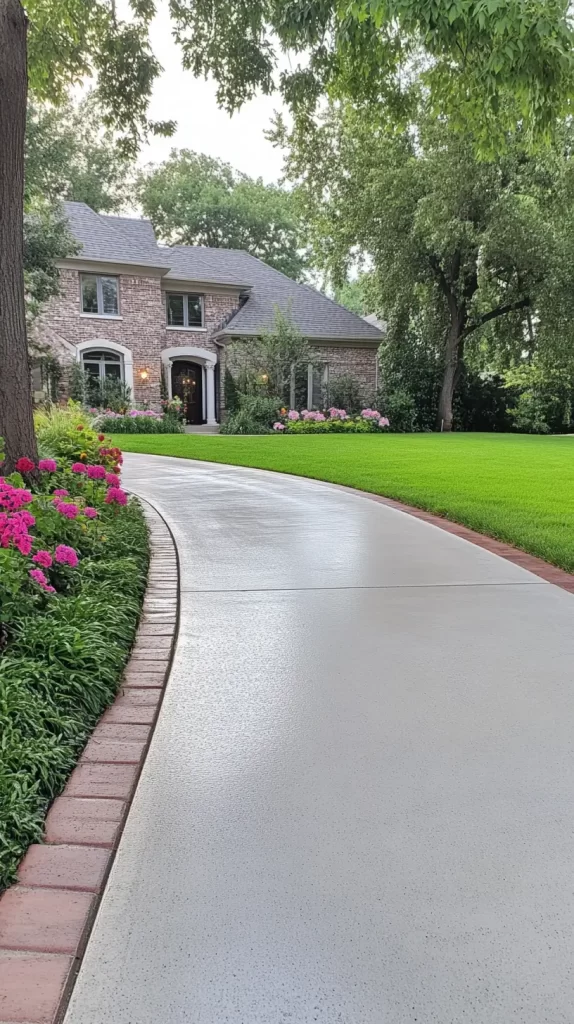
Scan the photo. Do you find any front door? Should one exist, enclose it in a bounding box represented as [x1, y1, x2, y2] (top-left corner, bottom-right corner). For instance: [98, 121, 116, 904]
[171, 361, 203, 425]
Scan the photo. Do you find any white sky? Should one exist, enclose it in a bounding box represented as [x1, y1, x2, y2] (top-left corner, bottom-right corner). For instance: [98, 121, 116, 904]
[134, 0, 287, 182]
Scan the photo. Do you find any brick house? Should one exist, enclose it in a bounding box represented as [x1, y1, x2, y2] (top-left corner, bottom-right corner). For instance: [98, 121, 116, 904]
[34, 202, 383, 425]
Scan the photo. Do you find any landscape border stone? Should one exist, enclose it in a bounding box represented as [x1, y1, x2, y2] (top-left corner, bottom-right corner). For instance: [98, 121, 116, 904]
[0, 498, 179, 1024]
[334, 483, 574, 594]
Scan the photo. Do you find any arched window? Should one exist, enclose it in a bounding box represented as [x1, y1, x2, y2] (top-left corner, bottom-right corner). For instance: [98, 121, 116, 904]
[81, 349, 124, 382]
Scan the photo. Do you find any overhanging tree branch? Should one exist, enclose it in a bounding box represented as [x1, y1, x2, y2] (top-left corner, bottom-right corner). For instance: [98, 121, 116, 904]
[462, 297, 530, 338]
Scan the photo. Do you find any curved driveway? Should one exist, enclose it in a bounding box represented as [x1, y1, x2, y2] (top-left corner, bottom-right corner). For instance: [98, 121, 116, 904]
[66, 453, 574, 1023]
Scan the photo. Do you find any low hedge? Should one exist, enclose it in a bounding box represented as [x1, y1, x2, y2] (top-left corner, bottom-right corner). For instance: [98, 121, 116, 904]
[98, 413, 183, 434]
[0, 463, 149, 890]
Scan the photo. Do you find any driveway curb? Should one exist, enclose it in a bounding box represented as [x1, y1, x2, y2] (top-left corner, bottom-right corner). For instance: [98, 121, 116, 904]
[329, 482, 574, 594]
[0, 498, 179, 1024]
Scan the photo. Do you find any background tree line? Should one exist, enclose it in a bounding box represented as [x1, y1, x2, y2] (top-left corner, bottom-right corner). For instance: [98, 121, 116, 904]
[4, 0, 574, 465]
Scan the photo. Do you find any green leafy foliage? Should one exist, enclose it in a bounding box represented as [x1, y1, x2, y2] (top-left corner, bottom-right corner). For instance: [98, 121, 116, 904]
[34, 404, 107, 463]
[221, 394, 281, 434]
[138, 150, 306, 279]
[167, 0, 574, 151]
[227, 309, 313, 407]
[25, 97, 135, 213]
[284, 417, 377, 434]
[98, 414, 184, 433]
[0, 458, 148, 889]
[328, 374, 366, 416]
[278, 98, 574, 429]
[68, 365, 132, 413]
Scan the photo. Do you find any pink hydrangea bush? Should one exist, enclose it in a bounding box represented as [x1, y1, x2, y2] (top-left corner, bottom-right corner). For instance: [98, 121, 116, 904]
[274, 406, 391, 433]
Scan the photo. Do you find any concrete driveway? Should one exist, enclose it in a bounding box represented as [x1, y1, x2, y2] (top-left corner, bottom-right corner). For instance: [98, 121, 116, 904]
[65, 454, 574, 1023]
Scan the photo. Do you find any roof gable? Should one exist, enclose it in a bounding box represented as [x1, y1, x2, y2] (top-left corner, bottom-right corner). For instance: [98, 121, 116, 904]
[62, 202, 168, 269]
[62, 203, 383, 342]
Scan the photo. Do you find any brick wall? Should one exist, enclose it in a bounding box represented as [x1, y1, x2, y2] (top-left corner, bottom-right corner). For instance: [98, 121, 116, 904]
[314, 344, 378, 405]
[220, 339, 378, 416]
[35, 269, 241, 412]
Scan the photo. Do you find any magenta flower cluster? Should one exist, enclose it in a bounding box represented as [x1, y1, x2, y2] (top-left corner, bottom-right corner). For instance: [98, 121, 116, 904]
[33, 550, 53, 568]
[105, 486, 128, 506]
[1, 509, 35, 555]
[54, 544, 79, 567]
[53, 500, 80, 519]
[29, 568, 56, 594]
[87, 464, 106, 479]
[0, 478, 33, 512]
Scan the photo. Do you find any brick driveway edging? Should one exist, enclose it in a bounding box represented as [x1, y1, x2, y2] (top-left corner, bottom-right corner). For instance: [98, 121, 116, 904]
[333, 483, 574, 594]
[0, 498, 179, 1024]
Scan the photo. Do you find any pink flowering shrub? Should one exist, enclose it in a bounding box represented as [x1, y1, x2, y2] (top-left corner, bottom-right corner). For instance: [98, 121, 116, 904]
[29, 568, 56, 594]
[105, 486, 128, 506]
[54, 544, 79, 567]
[0, 436, 133, 629]
[274, 407, 391, 434]
[32, 550, 53, 568]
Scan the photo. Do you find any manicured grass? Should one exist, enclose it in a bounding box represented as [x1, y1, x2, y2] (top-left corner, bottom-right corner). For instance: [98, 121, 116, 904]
[110, 432, 574, 572]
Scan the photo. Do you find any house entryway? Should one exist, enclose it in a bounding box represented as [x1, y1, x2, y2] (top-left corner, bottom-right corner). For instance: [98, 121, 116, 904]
[171, 360, 203, 425]
[162, 346, 218, 426]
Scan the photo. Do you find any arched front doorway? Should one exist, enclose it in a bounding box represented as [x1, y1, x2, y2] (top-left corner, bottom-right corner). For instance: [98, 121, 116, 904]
[171, 360, 203, 425]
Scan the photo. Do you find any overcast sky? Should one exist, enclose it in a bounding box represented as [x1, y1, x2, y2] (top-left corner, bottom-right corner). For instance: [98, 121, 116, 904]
[134, 0, 287, 182]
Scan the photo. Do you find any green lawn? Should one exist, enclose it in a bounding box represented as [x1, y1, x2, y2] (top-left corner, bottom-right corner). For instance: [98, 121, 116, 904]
[111, 432, 574, 572]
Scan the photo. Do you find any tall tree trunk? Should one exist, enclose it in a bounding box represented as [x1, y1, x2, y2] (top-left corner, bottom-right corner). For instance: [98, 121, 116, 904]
[436, 309, 465, 432]
[0, 0, 37, 473]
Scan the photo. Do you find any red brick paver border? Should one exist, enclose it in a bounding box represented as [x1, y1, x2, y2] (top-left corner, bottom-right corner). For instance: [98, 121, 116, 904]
[334, 484, 574, 594]
[0, 499, 179, 1024]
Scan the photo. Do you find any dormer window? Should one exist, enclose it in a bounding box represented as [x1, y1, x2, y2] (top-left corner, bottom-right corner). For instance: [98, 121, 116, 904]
[166, 292, 203, 328]
[81, 274, 119, 316]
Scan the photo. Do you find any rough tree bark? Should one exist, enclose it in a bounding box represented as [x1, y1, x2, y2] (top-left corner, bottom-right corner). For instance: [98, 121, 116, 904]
[0, 0, 38, 472]
[436, 308, 466, 432]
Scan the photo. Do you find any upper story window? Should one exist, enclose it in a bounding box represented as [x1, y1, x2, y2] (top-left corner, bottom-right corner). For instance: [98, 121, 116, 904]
[81, 274, 119, 316]
[166, 292, 203, 328]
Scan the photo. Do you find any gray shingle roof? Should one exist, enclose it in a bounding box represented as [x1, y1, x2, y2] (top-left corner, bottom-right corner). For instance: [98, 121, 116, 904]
[63, 202, 168, 269]
[164, 246, 383, 342]
[62, 203, 383, 342]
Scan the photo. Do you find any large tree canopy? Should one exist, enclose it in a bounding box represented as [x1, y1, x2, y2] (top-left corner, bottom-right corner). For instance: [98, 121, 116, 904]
[170, 0, 574, 149]
[0, 0, 174, 468]
[138, 150, 306, 279]
[274, 99, 574, 429]
[26, 97, 134, 213]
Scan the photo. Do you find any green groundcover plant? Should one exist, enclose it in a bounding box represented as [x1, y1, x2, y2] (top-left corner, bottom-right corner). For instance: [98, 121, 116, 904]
[98, 410, 184, 434]
[0, 437, 149, 890]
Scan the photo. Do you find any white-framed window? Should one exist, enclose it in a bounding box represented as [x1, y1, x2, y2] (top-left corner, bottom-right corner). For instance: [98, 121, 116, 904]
[308, 363, 329, 410]
[289, 362, 329, 409]
[81, 274, 119, 316]
[166, 292, 204, 328]
[81, 348, 124, 382]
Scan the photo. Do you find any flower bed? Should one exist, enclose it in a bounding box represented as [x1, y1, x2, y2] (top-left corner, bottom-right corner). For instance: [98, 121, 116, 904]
[0, 447, 148, 890]
[273, 408, 390, 433]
